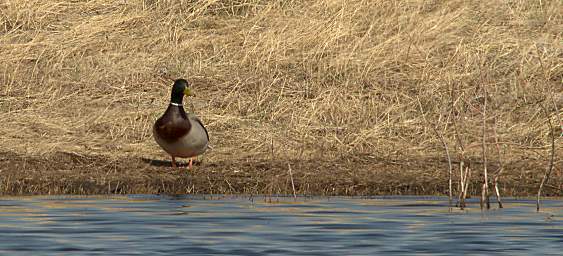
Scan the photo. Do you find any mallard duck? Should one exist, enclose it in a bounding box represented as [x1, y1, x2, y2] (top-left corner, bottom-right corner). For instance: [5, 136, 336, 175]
[153, 79, 209, 169]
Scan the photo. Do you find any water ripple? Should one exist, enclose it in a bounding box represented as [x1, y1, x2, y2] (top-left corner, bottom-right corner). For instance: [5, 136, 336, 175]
[0, 195, 561, 255]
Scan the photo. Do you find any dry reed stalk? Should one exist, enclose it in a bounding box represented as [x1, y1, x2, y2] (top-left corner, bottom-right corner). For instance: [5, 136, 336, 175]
[481, 85, 490, 210]
[288, 163, 296, 199]
[458, 161, 465, 209]
[492, 116, 504, 208]
[464, 165, 471, 204]
[457, 161, 472, 210]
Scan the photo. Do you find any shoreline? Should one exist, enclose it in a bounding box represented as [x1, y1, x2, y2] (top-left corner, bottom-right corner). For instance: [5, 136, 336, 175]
[1, 151, 559, 197]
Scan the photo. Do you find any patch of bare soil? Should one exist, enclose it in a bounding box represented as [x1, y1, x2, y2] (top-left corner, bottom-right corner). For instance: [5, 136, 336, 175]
[0, 151, 559, 197]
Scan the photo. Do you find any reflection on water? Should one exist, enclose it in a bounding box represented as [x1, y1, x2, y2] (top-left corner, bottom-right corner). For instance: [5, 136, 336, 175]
[0, 195, 561, 255]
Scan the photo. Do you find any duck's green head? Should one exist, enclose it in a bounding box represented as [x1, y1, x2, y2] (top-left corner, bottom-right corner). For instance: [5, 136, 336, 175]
[170, 78, 193, 104]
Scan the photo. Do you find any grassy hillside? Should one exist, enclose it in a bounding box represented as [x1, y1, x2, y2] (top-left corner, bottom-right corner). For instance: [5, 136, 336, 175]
[0, 0, 561, 195]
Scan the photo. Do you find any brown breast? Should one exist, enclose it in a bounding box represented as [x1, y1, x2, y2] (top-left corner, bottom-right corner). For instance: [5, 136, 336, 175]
[153, 105, 192, 143]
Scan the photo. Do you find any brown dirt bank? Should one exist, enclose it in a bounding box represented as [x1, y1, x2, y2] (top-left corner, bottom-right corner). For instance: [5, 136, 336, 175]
[1, 151, 560, 197]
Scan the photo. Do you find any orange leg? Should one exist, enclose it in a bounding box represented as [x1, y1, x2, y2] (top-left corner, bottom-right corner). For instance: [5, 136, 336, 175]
[171, 156, 177, 168]
[188, 157, 193, 170]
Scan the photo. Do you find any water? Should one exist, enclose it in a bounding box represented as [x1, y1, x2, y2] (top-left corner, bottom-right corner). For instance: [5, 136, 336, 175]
[0, 195, 561, 255]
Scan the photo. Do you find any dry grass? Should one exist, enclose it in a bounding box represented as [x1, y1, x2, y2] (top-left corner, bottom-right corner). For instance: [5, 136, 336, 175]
[0, 0, 561, 195]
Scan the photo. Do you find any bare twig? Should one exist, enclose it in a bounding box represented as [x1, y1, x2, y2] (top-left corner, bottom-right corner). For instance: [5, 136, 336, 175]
[417, 97, 453, 208]
[537, 104, 556, 211]
[551, 96, 562, 135]
[450, 85, 469, 209]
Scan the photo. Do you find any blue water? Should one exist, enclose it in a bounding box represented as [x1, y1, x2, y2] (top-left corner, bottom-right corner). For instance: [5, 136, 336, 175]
[0, 195, 561, 255]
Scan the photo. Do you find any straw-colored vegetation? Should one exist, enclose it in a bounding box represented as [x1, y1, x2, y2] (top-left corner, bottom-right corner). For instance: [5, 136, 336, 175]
[0, 0, 561, 196]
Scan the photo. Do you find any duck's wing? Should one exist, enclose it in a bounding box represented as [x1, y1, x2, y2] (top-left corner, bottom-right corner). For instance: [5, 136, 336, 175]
[188, 113, 209, 141]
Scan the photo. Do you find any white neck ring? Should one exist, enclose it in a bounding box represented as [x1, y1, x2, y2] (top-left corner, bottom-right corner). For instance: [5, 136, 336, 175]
[170, 102, 183, 107]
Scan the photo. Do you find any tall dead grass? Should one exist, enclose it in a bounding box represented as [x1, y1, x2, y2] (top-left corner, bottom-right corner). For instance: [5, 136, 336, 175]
[1, 0, 561, 194]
